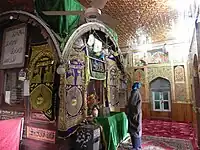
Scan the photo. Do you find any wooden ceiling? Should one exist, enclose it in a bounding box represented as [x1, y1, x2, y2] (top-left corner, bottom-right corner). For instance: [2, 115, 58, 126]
[0, 0, 196, 48]
[0, 1, 33, 12]
[79, 0, 195, 47]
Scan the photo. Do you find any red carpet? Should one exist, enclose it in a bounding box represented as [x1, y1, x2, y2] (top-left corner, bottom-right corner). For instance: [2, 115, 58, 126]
[118, 119, 198, 150]
[142, 119, 197, 149]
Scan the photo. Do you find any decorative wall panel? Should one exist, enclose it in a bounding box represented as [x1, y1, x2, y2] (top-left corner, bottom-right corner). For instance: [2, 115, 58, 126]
[109, 66, 119, 86]
[133, 52, 146, 66]
[66, 86, 83, 116]
[29, 44, 57, 122]
[30, 112, 50, 122]
[59, 38, 85, 131]
[147, 49, 169, 64]
[118, 74, 128, 106]
[175, 83, 186, 101]
[174, 65, 186, 101]
[58, 75, 66, 130]
[174, 65, 185, 82]
[109, 65, 119, 107]
[147, 66, 172, 83]
[27, 126, 56, 143]
[107, 55, 127, 107]
[109, 86, 119, 107]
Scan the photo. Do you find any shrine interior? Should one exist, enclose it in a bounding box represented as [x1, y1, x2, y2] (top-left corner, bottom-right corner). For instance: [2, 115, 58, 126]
[0, 0, 199, 150]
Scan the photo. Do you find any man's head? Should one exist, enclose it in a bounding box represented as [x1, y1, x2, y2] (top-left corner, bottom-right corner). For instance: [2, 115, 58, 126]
[132, 82, 141, 91]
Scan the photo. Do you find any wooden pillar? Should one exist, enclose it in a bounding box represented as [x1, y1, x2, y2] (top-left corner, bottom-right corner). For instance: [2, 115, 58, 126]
[194, 74, 200, 148]
[195, 20, 200, 149]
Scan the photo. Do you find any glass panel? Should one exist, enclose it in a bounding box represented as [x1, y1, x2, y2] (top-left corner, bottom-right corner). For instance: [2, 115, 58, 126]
[4, 69, 24, 106]
[164, 101, 169, 110]
[154, 101, 160, 110]
[163, 92, 169, 100]
[154, 92, 160, 100]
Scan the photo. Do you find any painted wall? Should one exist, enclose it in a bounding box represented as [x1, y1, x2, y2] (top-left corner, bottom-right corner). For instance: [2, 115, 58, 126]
[125, 43, 195, 122]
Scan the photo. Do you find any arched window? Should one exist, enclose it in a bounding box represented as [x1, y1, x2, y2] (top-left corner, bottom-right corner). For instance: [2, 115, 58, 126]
[150, 77, 171, 112]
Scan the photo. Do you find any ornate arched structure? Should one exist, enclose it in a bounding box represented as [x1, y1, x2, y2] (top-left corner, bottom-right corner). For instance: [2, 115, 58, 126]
[61, 22, 123, 61]
[58, 22, 125, 132]
[0, 11, 62, 147]
[0, 10, 61, 60]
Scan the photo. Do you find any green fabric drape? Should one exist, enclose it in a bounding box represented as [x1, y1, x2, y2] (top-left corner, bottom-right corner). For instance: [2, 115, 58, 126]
[95, 112, 128, 150]
[35, 0, 83, 48]
[107, 27, 118, 43]
[34, 0, 119, 50]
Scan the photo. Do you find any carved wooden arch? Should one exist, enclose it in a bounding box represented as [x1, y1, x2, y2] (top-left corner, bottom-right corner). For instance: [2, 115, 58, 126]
[0, 10, 62, 61]
[149, 76, 171, 86]
[61, 22, 123, 65]
[149, 77, 171, 89]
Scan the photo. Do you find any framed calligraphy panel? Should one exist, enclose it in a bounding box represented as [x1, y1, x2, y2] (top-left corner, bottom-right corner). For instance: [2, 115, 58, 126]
[0, 23, 27, 69]
[89, 57, 106, 80]
[27, 126, 56, 143]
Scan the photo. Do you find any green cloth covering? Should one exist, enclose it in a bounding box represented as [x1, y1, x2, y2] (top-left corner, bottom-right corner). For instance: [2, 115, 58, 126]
[35, 0, 83, 49]
[95, 112, 128, 150]
[34, 0, 119, 50]
[107, 27, 118, 43]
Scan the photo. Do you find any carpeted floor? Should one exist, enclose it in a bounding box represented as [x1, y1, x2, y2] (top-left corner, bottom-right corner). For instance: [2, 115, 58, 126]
[118, 119, 198, 150]
[119, 135, 194, 150]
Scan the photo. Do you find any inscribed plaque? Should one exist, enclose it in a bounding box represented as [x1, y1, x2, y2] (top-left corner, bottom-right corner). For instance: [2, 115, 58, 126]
[0, 24, 27, 69]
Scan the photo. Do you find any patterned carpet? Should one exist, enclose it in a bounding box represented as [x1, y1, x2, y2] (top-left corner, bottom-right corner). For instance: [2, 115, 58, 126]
[118, 119, 198, 150]
[119, 135, 194, 150]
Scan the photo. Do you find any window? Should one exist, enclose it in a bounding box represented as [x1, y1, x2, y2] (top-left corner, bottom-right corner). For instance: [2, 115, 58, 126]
[3, 69, 24, 107]
[152, 91, 170, 111]
[150, 78, 171, 112]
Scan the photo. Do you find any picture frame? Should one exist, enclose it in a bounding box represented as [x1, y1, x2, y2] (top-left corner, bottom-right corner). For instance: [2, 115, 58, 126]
[0, 23, 27, 69]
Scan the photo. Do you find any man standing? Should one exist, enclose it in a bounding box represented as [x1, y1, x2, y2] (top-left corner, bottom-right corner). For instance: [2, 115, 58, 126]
[126, 82, 142, 150]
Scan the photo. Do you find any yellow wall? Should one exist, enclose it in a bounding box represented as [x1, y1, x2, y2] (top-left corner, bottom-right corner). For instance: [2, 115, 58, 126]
[126, 63, 194, 122]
